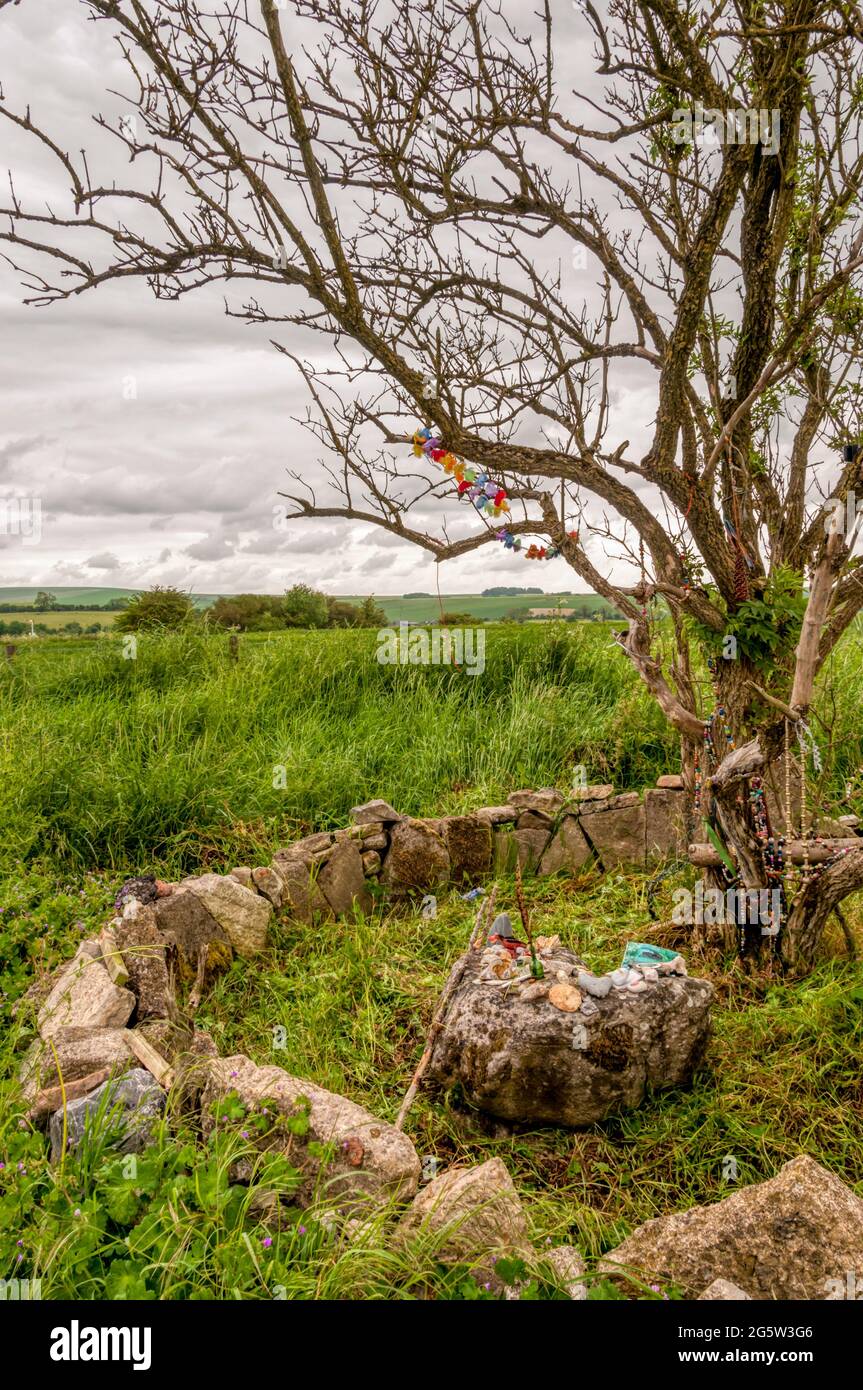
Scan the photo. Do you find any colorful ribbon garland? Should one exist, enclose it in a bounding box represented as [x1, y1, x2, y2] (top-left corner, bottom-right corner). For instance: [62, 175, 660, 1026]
[412, 427, 577, 559]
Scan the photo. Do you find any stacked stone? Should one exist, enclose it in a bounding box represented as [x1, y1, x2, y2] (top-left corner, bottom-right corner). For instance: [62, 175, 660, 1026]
[257, 779, 690, 922]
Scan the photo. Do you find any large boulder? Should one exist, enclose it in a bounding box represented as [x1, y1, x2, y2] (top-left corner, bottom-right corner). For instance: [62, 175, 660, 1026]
[201, 1055, 420, 1206]
[540, 816, 592, 874]
[316, 840, 373, 917]
[37, 944, 135, 1040]
[351, 799, 404, 825]
[154, 888, 233, 986]
[251, 866, 283, 908]
[601, 1155, 863, 1300]
[271, 855, 334, 924]
[114, 910, 172, 1021]
[19, 1026, 134, 1102]
[380, 818, 450, 895]
[509, 789, 566, 817]
[439, 814, 493, 884]
[425, 945, 712, 1126]
[512, 827, 550, 873]
[179, 874, 271, 956]
[644, 788, 688, 862]
[579, 793, 646, 868]
[397, 1158, 531, 1270]
[48, 1068, 165, 1161]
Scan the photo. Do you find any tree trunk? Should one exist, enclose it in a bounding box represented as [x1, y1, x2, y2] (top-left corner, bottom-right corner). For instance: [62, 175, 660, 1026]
[699, 721, 862, 974]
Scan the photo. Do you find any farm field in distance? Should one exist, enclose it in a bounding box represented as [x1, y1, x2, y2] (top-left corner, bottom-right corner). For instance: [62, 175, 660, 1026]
[0, 609, 112, 629]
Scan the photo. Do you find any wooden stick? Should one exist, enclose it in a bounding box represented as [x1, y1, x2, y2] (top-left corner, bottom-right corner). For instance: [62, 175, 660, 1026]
[689, 838, 861, 867]
[29, 1066, 113, 1121]
[188, 946, 208, 1013]
[394, 886, 496, 1131]
[99, 926, 130, 988]
[124, 1029, 175, 1089]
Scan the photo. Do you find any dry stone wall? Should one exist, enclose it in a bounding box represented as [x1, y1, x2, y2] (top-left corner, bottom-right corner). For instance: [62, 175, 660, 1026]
[261, 779, 688, 923]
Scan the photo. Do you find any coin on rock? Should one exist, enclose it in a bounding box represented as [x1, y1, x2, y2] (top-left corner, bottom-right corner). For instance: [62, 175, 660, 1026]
[548, 983, 583, 1012]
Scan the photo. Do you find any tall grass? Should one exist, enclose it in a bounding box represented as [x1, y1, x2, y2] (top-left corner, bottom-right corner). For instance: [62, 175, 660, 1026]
[0, 624, 674, 873]
[2, 619, 862, 875]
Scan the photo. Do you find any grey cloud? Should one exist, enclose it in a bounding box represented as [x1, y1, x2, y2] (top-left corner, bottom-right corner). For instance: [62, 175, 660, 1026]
[184, 534, 236, 561]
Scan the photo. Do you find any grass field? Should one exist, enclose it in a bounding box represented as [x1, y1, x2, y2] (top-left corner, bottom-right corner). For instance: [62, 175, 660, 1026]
[2, 620, 863, 1299]
[0, 622, 682, 872]
[0, 610, 113, 630]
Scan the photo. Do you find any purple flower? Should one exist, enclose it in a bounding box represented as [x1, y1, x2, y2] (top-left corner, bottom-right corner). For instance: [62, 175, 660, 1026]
[298, 1226, 306, 1236]
[241, 1130, 250, 1140]
[262, 1237, 272, 1249]
[16, 1239, 23, 1247]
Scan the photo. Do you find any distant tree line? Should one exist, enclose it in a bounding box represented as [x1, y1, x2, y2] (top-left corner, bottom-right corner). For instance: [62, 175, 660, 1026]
[480, 586, 544, 596]
[0, 619, 105, 635]
[114, 585, 388, 633]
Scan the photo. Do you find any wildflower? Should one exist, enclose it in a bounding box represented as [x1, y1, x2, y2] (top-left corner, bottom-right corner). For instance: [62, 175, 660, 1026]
[16, 1239, 23, 1247]
[262, 1237, 272, 1249]
[241, 1130, 250, 1140]
[298, 1226, 306, 1236]
[74, 1209, 81, 1217]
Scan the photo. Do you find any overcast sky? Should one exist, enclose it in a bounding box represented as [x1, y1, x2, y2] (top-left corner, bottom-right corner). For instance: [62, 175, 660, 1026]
[0, 1, 662, 597]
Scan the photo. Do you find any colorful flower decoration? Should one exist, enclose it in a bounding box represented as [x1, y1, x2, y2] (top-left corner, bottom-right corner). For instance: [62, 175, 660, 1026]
[412, 427, 578, 558]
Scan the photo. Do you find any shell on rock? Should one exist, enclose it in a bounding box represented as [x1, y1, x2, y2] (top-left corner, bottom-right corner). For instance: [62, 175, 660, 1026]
[548, 983, 583, 1013]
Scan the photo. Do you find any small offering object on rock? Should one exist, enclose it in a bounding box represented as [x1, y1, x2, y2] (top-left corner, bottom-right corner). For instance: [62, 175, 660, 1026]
[487, 912, 524, 954]
[621, 941, 687, 973]
[548, 983, 583, 1012]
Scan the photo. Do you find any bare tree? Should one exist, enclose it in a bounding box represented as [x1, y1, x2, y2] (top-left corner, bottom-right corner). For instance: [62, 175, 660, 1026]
[3, 0, 863, 971]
